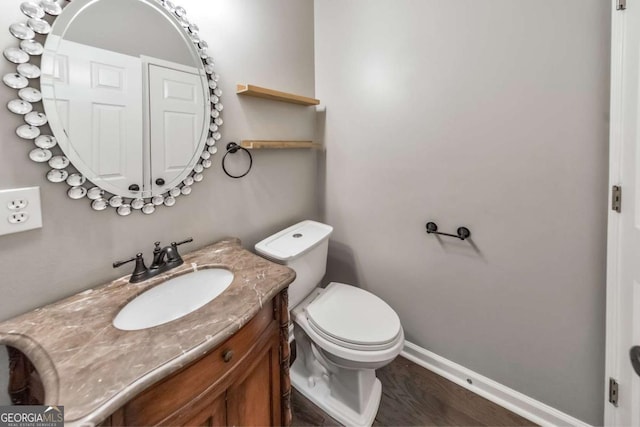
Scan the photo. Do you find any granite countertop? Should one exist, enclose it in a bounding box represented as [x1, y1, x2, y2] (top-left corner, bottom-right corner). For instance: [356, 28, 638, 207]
[0, 238, 295, 427]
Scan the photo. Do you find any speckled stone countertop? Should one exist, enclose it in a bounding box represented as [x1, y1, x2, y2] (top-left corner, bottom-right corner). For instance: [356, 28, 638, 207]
[0, 238, 295, 427]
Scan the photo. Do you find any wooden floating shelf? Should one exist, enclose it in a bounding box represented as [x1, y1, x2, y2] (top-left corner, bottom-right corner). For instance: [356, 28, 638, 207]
[240, 140, 322, 150]
[236, 84, 320, 106]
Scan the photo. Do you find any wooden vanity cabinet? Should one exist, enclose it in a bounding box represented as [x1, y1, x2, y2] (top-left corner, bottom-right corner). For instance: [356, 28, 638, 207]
[100, 289, 291, 427]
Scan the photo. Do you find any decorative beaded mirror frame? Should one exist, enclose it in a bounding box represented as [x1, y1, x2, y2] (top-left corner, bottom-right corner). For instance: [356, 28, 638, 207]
[2, 0, 223, 216]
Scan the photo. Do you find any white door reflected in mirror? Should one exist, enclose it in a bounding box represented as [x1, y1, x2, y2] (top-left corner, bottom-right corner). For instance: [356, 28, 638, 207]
[148, 62, 205, 195]
[42, 35, 206, 197]
[43, 39, 145, 198]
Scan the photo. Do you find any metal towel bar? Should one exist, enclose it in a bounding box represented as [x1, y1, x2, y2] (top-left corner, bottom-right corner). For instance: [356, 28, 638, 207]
[425, 222, 471, 240]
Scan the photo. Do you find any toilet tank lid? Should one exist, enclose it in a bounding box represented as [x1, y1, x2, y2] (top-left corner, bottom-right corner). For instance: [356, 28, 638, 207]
[255, 220, 333, 261]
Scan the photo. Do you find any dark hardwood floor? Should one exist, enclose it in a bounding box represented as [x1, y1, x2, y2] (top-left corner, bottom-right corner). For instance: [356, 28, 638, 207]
[291, 356, 535, 427]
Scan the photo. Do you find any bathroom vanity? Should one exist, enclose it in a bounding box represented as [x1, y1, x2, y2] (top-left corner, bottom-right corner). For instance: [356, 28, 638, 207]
[101, 296, 287, 427]
[0, 239, 295, 427]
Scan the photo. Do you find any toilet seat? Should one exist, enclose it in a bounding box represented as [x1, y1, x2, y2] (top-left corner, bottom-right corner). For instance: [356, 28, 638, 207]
[305, 282, 402, 351]
[292, 284, 405, 365]
[307, 321, 402, 351]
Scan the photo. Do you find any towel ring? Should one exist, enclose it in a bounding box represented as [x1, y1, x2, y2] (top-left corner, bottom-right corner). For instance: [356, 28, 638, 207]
[222, 142, 253, 179]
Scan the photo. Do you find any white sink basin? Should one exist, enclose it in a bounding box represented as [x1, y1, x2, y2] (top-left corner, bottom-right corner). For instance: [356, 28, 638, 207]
[113, 268, 234, 331]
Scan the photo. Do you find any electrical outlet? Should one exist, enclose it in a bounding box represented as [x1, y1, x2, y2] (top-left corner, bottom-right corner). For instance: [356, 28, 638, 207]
[0, 187, 42, 236]
[7, 199, 28, 210]
[8, 212, 29, 224]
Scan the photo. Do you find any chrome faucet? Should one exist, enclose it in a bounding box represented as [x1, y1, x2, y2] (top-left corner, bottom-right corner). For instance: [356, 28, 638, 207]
[113, 238, 193, 283]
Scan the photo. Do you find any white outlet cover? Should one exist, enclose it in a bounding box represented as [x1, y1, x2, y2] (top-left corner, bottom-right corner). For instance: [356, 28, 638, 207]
[0, 187, 42, 236]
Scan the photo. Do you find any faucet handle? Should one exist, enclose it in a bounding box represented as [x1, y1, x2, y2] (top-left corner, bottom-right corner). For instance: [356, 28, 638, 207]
[113, 253, 149, 283]
[172, 237, 193, 248]
[153, 241, 162, 253]
[113, 253, 142, 268]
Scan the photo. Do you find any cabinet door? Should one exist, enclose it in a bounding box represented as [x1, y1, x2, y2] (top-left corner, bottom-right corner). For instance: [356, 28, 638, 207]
[180, 392, 226, 427]
[121, 303, 274, 426]
[226, 333, 281, 427]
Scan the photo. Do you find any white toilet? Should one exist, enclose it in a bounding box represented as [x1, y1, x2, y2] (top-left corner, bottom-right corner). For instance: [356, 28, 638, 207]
[255, 220, 404, 426]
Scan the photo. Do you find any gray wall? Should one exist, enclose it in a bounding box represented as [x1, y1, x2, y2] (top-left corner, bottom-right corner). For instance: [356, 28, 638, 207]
[62, 0, 196, 66]
[0, 0, 317, 403]
[315, 0, 609, 425]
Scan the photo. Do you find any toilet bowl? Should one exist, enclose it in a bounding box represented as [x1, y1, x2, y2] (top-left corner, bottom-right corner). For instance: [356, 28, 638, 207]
[255, 220, 404, 426]
[291, 283, 404, 426]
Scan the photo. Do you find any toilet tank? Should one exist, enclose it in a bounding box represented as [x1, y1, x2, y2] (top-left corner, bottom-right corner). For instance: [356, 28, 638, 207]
[255, 220, 333, 309]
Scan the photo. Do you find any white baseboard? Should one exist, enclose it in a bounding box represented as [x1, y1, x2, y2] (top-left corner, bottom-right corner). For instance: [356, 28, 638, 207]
[401, 341, 591, 427]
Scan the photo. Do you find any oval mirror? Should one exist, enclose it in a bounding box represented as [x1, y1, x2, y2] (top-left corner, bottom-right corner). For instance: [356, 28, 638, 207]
[3, 0, 222, 214]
